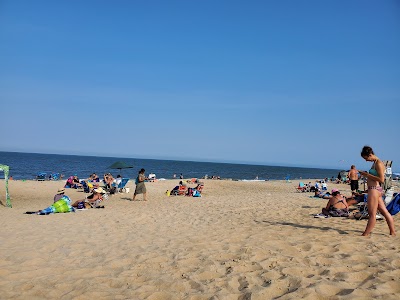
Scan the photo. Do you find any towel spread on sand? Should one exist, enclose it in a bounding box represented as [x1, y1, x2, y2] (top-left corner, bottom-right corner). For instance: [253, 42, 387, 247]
[39, 196, 75, 214]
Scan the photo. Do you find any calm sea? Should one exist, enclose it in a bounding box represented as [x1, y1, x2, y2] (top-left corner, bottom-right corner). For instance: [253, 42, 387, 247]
[0, 151, 340, 181]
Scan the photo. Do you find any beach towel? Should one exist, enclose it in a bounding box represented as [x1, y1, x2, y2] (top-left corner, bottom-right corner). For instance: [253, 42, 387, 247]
[39, 196, 75, 215]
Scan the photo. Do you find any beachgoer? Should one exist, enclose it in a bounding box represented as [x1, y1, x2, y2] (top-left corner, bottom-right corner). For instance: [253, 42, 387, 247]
[346, 192, 366, 206]
[89, 173, 100, 182]
[359, 146, 395, 236]
[180, 173, 183, 179]
[113, 175, 122, 193]
[321, 189, 349, 217]
[72, 187, 106, 208]
[132, 168, 147, 201]
[348, 165, 360, 192]
[53, 188, 66, 203]
[114, 174, 122, 186]
[65, 175, 82, 188]
[314, 190, 332, 199]
[321, 180, 327, 191]
[104, 173, 114, 190]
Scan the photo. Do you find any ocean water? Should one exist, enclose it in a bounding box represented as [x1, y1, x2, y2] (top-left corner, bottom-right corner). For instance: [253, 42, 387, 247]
[0, 151, 340, 181]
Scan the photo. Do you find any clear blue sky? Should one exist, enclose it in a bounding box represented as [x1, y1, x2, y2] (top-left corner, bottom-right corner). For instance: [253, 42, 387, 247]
[1, 0, 399, 171]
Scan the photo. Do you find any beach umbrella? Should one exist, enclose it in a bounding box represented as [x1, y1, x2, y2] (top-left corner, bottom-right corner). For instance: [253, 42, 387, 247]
[108, 161, 133, 176]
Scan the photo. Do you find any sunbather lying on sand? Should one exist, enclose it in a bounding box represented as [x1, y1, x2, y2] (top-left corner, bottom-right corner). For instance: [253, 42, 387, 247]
[313, 190, 332, 199]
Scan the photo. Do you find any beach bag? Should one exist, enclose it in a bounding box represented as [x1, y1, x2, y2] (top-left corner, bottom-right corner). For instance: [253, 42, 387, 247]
[386, 193, 400, 216]
[77, 201, 86, 209]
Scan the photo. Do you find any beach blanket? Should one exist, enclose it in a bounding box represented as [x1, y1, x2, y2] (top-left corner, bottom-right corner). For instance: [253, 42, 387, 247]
[39, 196, 75, 215]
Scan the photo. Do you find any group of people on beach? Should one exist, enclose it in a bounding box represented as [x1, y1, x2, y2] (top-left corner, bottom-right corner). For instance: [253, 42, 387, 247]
[313, 146, 395, 236]
[27, 145, 395, 236]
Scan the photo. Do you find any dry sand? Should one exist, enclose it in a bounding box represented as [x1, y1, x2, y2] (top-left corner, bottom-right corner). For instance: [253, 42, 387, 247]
[0, 179, 399, 299]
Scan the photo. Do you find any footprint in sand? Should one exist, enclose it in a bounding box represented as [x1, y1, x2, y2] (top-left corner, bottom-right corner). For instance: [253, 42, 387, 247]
[238, 276, 249, 291]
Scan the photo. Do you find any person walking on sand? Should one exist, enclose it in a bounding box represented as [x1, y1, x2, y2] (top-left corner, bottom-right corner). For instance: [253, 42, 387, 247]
[348, 165, 360, 192]
[132, 168, 147, 201]
[359, 146, 395, 236]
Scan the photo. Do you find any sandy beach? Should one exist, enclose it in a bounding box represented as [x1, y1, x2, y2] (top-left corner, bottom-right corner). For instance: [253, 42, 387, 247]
[0, 179, 399, 299]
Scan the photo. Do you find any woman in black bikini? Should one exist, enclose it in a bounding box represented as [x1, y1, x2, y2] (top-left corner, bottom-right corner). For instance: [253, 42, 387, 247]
[322, 189, 349, 217]
[359, 146, 395, 236]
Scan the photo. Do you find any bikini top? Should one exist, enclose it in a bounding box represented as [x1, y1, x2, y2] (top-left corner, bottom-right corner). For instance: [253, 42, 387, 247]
[369, 159, 379, 176]
[369, 168, 378, 176]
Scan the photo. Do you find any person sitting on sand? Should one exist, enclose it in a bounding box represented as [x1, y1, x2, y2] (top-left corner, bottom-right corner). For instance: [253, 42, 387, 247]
[320, 189, 349, 217]
[65, 175, 82, 189]
[114, 174, 122, 187]
[103, 173, 114, 190]
[53, 188, 66, 203]
[89, 173, 100, 182]
[72, 187, 106, 208]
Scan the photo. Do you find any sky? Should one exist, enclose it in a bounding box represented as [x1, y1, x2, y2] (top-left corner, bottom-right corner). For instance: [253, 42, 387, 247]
[1, 0, 399, 171]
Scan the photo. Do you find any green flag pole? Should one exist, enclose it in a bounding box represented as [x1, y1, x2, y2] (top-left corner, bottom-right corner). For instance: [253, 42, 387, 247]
[0, 164, 11, 208]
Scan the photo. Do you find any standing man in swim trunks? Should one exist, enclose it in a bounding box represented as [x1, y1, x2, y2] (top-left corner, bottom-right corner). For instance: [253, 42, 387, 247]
[348, 165, 360, 192]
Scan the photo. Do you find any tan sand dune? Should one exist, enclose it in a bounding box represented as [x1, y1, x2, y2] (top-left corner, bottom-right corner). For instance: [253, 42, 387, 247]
[0, 179, 399, 299]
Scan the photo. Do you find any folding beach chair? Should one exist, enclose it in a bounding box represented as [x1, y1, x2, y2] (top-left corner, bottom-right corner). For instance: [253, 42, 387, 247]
[295, 182, 306, 192]
[386, 193, 400, 216]
[171, 185, 187, 196]
[116, 178, 130, 193]
[147, 174, 156, 182]
[36, 172, 47, 181]
[356, 194, 384, 220]
[382, 160, 393, 194]
[50, 173, 60, 181]
[81, 181, 91, 193]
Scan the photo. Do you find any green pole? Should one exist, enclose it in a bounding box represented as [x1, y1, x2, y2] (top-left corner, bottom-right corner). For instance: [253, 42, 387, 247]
[0, 165, 11, 208]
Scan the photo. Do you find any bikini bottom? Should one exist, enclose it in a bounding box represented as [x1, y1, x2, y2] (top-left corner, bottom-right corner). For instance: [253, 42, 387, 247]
[368, 186, 383, 193]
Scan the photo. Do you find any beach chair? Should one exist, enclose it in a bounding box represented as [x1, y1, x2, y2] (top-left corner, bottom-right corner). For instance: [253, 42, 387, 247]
[386, 193, 400, 216]
[36, 172, 47, 181]
[116, 178, 130, 193]
[356, 194, 384, 220]
[171, 185, 187, 196]
[50, 173, 60, 181]
[147, 174, 156, 182]
[295, 182, 306, 192]
[382, 160, 393, 193]
[81, 181, 91, 193]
